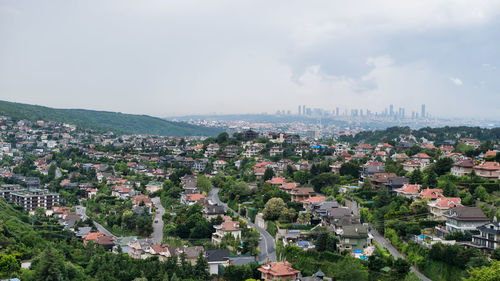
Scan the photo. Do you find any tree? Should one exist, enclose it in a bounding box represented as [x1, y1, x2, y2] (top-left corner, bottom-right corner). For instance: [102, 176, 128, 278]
[409, 169, 423, 184]
[375, 188, 391, 209]
[464, 260, 500, 281]
[31, 246, 66, 281]
[435, 158, 454, 176]
[47, 164, 57, 180]
[491, 248, 500, 261]
[263, 198, 286, 221]
[423, 171, 438, 188]
[194, 252, 209, 280]
[263, 167, 275, 181]
[361, 178, 373, 192]
[297, 212, 311, 225]
[394, 258, 410, 277]
[279, 208, 296, 223]
[440, 181, 457, 197]
[0, 254, 20, 277]
[339, 162, 360, 178]
[332, 258, 369, 281]
[474, 186, 488, 201]
[197, 175, 212, 194]
[311, 173, 340, 193]
[293, 170, 309, 184]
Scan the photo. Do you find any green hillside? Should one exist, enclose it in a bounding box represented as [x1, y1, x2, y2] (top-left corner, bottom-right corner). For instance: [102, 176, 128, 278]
[0, 100, 222, 137]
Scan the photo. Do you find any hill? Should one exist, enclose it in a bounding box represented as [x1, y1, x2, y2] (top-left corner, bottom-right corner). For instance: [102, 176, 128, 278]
[0, 100, 222, 137]
[339, 126, 500, 144]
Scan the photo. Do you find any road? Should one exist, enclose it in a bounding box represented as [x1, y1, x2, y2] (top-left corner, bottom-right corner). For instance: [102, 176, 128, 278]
[151, 197, 165, 244]
[208, 188, 276, 263]
[369, 227, 432, 281]
[76, 205, 116, 237]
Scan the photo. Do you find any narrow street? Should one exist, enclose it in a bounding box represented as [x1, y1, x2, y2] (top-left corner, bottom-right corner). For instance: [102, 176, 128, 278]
[208, 187, 277, 263]
[151, 197, 165, 244]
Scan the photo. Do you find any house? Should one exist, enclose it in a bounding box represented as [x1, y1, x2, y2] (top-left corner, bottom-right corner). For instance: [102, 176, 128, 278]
[394, 184, 422, 200]
[385, 177, 409, 195]
[419, 189, 443, 200]
[266, 177, 286, 185]
[369, 173, 396, 189]
[473, 162, 500, 180]
[205, 143, 220, 157]
[83, 232, 105, 245]
[165, 246, 203, 265]
[111, 185, 134, 200]
[131, 195, 153, 212]
[411, 153, 432, 166]
[391, 153, 410, 162]
[291, 188, 316, 204]
[402, 160, 422, 172]
[242, 129, 259, 141]
[459, 138, 481, 149]
[224, 145, 240, 158]
[338, 224, 371, 251]
[472, 222, 500, 252]
[206, 249, 230, 276]
[270, 146, 284, 157]
[428, 197, 462, 220]
[355, 144, 374, 154]
[212, 218, 241, 244]
[146, 181, 162, 194]
[451, 159, 475, 177]
[258, 261, 300, 281]
[194, 158, 209, 172]
[444, 207, 490, 233]
[361, 161, 385, 179]
[181, 193, 206, 206]
[97, 235, 115, 251]
[203, 205, 226, 220]
[213, 160, 227, 170]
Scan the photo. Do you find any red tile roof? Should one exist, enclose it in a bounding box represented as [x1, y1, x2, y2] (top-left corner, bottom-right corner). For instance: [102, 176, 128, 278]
[395, 184, 421, 195]
[258, 261, 300, 277]
[419, 189, 443, 200]
[434, 197, 462, 208]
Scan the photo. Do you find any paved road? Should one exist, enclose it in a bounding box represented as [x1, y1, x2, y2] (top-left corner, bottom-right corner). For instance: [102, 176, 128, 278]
[208, 188, 276, 263]
[76, 205, 116, 237]
[151, 197, 165, 244]
[369, 227, 432, 281]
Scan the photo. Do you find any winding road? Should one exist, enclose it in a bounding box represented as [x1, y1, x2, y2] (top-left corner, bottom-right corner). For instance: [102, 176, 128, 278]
[77, 197, 164, 243]
[208, 188, 276, 263]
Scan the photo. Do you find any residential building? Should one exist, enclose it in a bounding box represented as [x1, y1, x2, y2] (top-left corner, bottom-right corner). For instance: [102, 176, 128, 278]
[206, 249, 230, 276]
[428, 197, 462, 220]
[444, 207, 490, 233]
[473, 162, 500, 180]
[394, 184, 422, 200]
[8, 188, 60, 211]
[472, 222, 500, 252]
[451, 159, 475, 177]
[212, 218, 241, 244]
[258, 261, 300, 281]
[338, 224, 371, 251]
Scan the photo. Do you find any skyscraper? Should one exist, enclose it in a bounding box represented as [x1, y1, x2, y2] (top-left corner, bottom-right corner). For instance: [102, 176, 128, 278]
[389, 104, 394, 116]
[298, 105, 301, 115]
[336, 107, 339, 116]
[302, 105, 306, 116]
[421, 104, 426, 119]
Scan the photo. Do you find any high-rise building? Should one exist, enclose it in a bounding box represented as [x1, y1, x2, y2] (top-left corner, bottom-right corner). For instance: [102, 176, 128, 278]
[302, 105, 306, 116]
[421, 104, 426, 119]
[390, 104, 394, 116]
[336, 107, 339, 116]
[298, 105, 301, 115]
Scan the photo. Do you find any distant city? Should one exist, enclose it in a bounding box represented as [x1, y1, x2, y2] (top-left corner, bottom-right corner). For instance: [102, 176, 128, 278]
[278, 104, 429, 120]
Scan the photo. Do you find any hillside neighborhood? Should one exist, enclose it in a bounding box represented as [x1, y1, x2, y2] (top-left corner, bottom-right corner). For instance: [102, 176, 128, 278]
[1, 114, 500, 281]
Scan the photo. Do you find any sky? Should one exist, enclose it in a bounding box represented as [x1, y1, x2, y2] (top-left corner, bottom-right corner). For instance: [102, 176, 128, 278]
[1, 0, 500, 119]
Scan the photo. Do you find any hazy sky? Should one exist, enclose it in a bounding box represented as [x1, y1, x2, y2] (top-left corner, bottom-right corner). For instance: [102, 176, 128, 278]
[1, 0, 500, 118]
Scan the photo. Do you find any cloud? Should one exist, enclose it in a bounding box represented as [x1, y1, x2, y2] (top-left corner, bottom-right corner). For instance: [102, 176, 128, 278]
[449, 77, 464, 86]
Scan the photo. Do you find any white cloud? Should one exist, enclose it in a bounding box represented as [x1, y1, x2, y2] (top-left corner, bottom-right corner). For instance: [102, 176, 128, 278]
[449, 77, 464, 86]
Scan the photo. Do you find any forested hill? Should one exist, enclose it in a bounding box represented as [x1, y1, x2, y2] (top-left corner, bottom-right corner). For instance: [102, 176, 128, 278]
[0, 100, 222, 137]
[339, 126, 500, 144]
